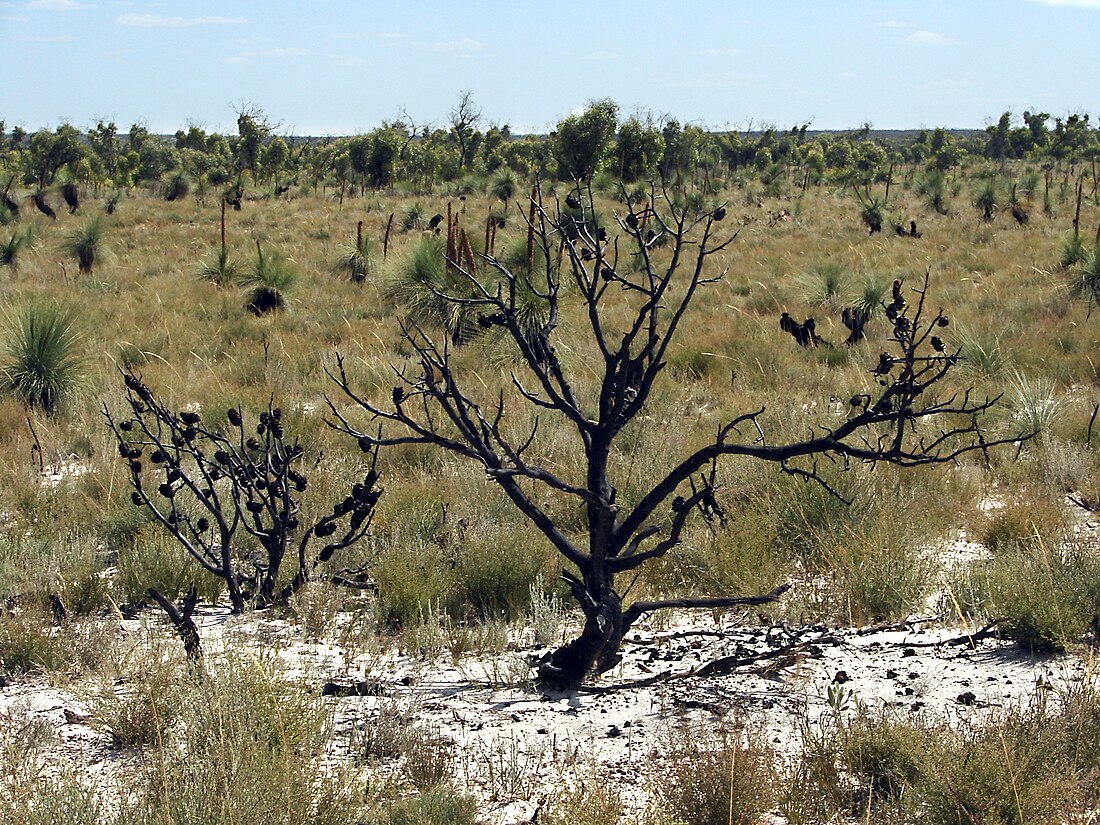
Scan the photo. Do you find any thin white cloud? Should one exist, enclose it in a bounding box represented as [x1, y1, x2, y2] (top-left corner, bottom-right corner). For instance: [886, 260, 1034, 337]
[694, 47, 741, 56]
[411, 37, 483, 54]
[0, 12, 29, 20]
[586, 50, 621, 61]
[21, 32, 74, 39]
[1027, 0, 1100, 6]
[874, 20, 913, 28]
[902, 30, 959, 46]
[665, 71, 753, 90]
[26, 0, 86, 9]
[117, 13, 246, 27]
[226, 47, 308, 64]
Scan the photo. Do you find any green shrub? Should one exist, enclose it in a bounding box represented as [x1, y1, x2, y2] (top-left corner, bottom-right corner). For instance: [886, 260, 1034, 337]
[2, 302, 87, 413]
[334, 224, 374, 283]
[371, 787, 477, 825]
[197, 245, 240, 286]
[62, 213, 108, 274]
[383, 235, 477, 344]
[653, 723, 776, 825]
[130, 652, 362, 824]
[0, 225, 33, 269]
[243, 242, 296, 315]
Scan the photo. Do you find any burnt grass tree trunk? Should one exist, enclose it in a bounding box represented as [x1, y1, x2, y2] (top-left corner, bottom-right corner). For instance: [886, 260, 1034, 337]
[105, 368, 382, 616]
[327, 179, 1022, 691]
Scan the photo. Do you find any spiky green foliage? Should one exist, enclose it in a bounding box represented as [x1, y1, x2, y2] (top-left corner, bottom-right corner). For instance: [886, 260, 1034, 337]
[1061, 233, 1088, 270]
[197, 245, 240, 286]
[916, 170, 950, 215]
[2, 302, 86, 413]
[489, 168, 517, 205]
[62, 214, 108, 274]
[0, 225, 33, 269]
[164, 171, 190, 202]
[854, 277, 889, 317]
[1071, 247, 1100, 315]
[334, 229, 374, 283]
[798, 262, 847, 307]
[974, 179, 999, 222]
[401, 202, 426, 231]
[243, 242, 296, 315]
[383, 235, 477, 343]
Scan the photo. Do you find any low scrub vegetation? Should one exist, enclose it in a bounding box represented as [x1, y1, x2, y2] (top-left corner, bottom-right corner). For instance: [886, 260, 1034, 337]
[0, 101, 1098, 819]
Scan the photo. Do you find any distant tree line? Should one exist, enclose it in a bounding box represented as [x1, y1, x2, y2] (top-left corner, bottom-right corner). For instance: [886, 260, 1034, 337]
[1, 98, 1097, 199]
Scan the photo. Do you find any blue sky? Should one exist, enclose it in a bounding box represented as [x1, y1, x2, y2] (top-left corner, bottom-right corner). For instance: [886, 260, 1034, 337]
[3, 0, 1097, 135]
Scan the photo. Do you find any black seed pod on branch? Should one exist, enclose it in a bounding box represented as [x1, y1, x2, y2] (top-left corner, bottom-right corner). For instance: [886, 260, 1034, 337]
[315, 520, 337, 538]
[120, 420, 133, 432]
[246, 501, 263, 514]
[358, 437, 373, 452]
[130, 492, 143, 506]
[180, 411, 200, 426]
[129, 460, 142, 474]
[150, 449, 167, 464]
[214, 450, 230, 465]
[196, 517, 209, 532]
[227, 408, 242, 427]
[158, 483, 175, 498]
[873, 352, 893, 376]
[246, 437, 261, 451]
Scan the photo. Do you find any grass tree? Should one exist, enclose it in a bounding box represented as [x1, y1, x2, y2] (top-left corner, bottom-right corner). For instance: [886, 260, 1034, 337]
[243, 240, 296, 315]
[2, 302, 86, 414]
[0, 225, 34, 270]
[197, 199, 238, 285]
[333, 220, 374, 283]
[62, 213, 108, 274]
[327, 181, 1022, 690]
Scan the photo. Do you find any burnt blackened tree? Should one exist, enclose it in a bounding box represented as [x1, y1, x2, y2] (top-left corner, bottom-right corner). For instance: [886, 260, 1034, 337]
[327, 182, 1019, 690]
[105, 369, 381, 614]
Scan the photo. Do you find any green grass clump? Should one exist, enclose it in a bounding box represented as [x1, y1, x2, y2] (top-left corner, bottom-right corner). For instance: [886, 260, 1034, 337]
[370, 787, 477, 825]
[653, 723, 776, 825]
[334, 223, 375, 283]
[243, 242, 297, 315]
[128, 652, 363, 824]
[62, 213, 108, 274]
[197, 245, 240, 286]
[384, 235, 477, 343]
[0, 225, 34, 269]
[793, 687, 1100, 823]
[1, 302, 87, 414]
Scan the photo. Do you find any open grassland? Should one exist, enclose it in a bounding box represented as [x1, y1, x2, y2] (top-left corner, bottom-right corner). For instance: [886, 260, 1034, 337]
[2, 168, 1100, 823]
